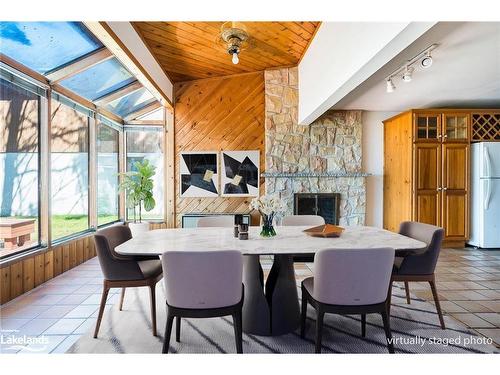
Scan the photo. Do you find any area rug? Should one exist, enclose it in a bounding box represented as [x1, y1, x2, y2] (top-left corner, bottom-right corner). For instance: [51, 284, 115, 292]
[69, 284, 499, 354]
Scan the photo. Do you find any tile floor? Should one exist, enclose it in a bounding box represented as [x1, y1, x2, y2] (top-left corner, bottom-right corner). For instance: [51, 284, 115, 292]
[1, 247, 499, 353]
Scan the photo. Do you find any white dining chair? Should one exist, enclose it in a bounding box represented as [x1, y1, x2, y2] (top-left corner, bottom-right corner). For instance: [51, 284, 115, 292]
[282, 215, 325, 226]
[300, 247, 395, 353]
[196, 216, 234, 227]
[161, 250, 244, 353]
[282, 215, 325, 262]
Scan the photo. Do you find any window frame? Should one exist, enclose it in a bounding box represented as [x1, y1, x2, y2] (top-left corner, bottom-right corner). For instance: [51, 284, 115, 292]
[49, 92, 93, 244]
[0, 75, 44, 259]
[96, 115, 122, 228]
[0, 32, 169, 262]
[123, 125, 165, 222]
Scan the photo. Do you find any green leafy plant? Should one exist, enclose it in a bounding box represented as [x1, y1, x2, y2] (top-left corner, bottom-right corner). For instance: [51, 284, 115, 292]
[119, 159, 156, 223]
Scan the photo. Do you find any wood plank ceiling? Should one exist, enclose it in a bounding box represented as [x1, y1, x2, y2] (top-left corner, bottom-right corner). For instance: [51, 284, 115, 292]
[132, 22, 320, 82]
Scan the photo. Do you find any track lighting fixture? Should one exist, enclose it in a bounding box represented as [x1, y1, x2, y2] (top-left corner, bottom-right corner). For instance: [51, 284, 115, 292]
[384, 44, 437, 93]
[402, 66, 414, 82]
[386, 78, 395, 93]
[421, 51, 433, 68]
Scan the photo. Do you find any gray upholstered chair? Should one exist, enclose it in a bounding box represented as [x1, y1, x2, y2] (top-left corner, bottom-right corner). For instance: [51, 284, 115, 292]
[93, 224, 162, 338]
[282, 215, 325, 263]
[197, 216, 233, 227]
[161, 250, 244, 353]
[390, 221, 446, 329]
[301, 248, 395, 353]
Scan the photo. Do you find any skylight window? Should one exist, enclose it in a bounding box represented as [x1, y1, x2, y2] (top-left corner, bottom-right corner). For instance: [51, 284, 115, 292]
[0, 22, 103, 74]
[105, 87, 156, 117]
[59, 57, 136, 101]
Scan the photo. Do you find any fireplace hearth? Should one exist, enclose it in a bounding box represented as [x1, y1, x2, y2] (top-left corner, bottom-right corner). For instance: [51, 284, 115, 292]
[294, 193, 341, 225]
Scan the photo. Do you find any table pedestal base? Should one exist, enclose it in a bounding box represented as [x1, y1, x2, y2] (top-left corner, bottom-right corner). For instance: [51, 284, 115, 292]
[242, 254, 300, 336]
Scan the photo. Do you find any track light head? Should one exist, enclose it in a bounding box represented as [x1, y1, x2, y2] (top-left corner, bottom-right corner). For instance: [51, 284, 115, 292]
[386, 78, 396, 93]
[402, 66, 414, 82]
[421, 51, 433, 68]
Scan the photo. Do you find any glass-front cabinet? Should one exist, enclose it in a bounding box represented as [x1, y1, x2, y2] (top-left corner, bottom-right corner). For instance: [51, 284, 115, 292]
[442, 113, 469, 142]
[414, 111, 470, 143]
[414, 113, 441, 141]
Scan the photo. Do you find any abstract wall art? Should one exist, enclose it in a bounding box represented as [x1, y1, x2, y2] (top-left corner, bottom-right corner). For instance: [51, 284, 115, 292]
[221, 150, 260, 197]
[180, 152, 219, 197]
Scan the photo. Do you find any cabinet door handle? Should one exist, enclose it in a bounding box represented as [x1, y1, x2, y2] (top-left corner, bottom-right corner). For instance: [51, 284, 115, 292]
[437, 187, 442, 191]
[443, 187, 448, 191]
[443, 135, 448, 139]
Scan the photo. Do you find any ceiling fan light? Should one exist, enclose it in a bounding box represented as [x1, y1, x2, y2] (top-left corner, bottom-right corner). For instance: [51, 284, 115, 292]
[232, 52, 239, 65]
[386, 78, 396, 93]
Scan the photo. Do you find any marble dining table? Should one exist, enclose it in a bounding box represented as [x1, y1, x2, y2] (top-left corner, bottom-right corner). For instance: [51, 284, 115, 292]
[115, 225, 426, 336]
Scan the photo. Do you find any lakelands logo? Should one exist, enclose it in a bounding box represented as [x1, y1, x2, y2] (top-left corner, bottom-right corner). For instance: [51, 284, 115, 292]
[1, 331, 49, 352]
[387, 335, 493, 347]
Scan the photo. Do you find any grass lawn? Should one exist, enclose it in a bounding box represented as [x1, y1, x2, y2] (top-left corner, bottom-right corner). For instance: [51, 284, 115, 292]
[1, 215, 118, 257]
[51, 214, 119, 240]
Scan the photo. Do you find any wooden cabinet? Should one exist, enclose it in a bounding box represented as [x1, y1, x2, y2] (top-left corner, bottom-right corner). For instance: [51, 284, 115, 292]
[413, 143, 441, 226]
[384, 109, 474, 246]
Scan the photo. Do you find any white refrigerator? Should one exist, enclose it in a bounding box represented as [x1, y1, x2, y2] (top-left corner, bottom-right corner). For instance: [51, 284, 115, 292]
[469, 142, 500, 248]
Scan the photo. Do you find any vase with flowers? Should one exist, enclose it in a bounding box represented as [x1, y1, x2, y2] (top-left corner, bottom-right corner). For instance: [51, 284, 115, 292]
[249, 195, 285, 237]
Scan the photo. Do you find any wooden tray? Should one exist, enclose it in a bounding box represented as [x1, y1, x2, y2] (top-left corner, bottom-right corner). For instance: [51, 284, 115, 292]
[303, 224, 344, 238]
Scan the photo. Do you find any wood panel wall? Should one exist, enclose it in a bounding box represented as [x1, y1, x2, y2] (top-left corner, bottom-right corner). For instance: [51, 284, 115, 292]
[0, 235, 95, 305]
[174, 72, 265, 226]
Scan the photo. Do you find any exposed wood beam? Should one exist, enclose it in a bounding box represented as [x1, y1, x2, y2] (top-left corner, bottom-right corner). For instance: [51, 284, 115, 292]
[96, 107, 125, 125]
[45, 48, 113, 83]
[124, 101, 161, 122]
[94, 80, 143, 106]
[0, 53, 49, 85]
[52, 83, 96, 110]
[125, 120, 164, 125]
[1, 53, 125, 124]
[84, 21, 173, 110]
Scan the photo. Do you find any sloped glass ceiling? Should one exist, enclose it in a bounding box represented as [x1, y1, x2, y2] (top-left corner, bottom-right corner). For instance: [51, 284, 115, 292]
[59, 57, 136, 101]
[0, 21, 159, 120]
[0, 22, 103, 74]
[105, 87, 156, 118]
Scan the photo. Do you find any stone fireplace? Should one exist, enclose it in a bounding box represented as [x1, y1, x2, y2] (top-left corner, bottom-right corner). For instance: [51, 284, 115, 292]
[294, 193, 341, 224]
[264, 67, 366, 226]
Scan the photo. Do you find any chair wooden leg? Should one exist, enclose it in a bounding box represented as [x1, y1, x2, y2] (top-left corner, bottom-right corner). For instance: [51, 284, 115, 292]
[404, 282, 411, 304]
[429, 279, 446, 329]
[119, 288, 126, 311]
[93, 283, 110, 338]
[162, 312, 174, 354]
[232, 310, 243, 354]
[300, 286, 307, 339]
[387, 281, 393, 315]
[149, 283, 157, 336]
[175, 316, 181, 342]
[315, 308, 325, 353]
[381, 309, 395, 354]
[361, 314, 366, 337]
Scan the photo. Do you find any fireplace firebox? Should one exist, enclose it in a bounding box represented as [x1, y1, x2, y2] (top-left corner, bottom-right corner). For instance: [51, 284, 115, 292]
[294, 193, 341, 225]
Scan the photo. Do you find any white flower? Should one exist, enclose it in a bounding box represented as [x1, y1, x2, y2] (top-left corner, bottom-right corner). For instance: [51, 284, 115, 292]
[249, 194, 284, 215]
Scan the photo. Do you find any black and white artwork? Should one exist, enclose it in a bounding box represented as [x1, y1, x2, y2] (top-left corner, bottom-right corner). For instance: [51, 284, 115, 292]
[221, 150, 260, 197]
[180, 152, 219, 197]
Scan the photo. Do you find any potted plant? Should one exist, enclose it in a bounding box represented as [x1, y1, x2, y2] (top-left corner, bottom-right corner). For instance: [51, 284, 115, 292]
[249, 195, 285, 237]
[119, 159, 156, 237]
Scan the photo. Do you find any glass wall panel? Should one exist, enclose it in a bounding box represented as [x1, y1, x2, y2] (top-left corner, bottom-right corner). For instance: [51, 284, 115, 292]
[125, 128, 164, 220]
[0, 22, 102, 74]
[0, 78, 40, 258]
[50, 98, 89, 240]
[60, 58, 136, 101]
[97, 122, 120, 226]
[106, 87, 156, 118]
